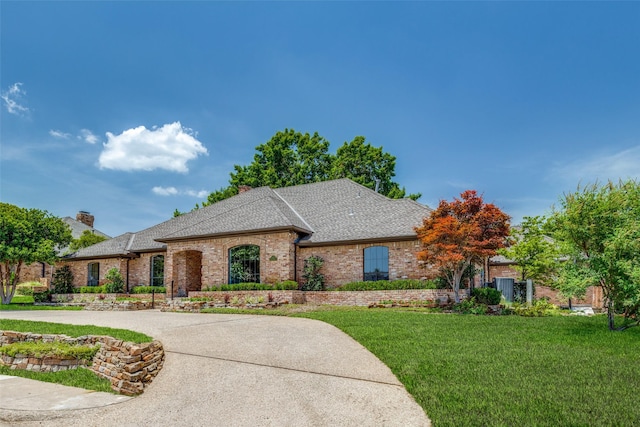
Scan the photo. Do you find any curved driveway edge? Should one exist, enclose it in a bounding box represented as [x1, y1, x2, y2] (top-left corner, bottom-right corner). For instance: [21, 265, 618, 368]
[0, 310, 430, 426]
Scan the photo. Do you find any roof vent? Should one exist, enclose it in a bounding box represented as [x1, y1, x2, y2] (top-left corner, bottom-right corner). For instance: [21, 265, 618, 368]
[348, 208, 355, 217]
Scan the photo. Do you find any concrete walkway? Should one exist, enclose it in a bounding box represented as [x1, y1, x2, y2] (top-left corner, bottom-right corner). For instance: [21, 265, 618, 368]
[0, 310, 430, 426]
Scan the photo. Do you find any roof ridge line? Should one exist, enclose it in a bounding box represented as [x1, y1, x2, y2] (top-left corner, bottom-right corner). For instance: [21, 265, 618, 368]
[125, 232, 136, 252]
[272, 188, 315, 233]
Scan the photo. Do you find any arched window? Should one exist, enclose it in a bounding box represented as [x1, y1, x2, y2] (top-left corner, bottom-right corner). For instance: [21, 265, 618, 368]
[229, 245, 260, 284]
[150, 255, 165, 286]
[363, 246, 389, 281]
[87, 262, 100, 286]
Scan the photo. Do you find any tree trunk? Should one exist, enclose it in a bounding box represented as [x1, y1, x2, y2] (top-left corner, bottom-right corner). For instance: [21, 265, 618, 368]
[607, 297, 615, 331]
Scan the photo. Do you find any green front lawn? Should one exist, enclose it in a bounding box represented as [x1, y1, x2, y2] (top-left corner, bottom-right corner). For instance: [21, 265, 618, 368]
[297, 310, 640, 427]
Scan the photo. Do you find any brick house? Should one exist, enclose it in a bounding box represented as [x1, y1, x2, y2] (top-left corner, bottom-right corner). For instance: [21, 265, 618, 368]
[61, 179, 435, 296]
[19, 212, 110, 286]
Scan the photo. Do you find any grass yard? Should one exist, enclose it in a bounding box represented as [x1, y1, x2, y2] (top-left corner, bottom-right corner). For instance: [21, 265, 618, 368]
[0, 319, 153, 344]
[297, 310, 640, 427]
[0, 319, 154, 393]
[0, 364, 114, 393]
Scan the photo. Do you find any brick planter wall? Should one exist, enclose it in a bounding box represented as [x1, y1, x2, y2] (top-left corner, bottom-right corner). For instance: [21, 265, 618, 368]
[0, 331, 164, 396]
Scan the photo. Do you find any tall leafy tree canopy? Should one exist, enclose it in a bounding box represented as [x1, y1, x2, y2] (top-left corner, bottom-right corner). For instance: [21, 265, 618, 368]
[68, 230, 108, 252]
[201, 129, 418, 208]
[415, 190, 510, 302]
[0, 203, 72, 304]
[497, 215, 559, 284]
[548, 180, 640, 331]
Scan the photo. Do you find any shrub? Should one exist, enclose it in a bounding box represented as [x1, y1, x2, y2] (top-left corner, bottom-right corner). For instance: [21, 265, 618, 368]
[104, 268, 124, 293]
[453, 298, 488, 315]
[52, 265, 75, 294]
[16, 284, 35, 296]
[337, 279, 438, 291]
[510, 298, 560, 317]
[471, 287, 502, 305]
[301, 256, 325, 291]
[203, 282, 298, 292]
[132, 286, 166, 294]
[33, 290, 51, 303]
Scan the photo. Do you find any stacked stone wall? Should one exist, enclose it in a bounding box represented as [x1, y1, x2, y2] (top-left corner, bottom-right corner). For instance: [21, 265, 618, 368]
[0, 331, 164, 396]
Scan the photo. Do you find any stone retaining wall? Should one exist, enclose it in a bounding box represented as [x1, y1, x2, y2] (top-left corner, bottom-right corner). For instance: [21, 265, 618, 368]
[295, 289, 466, 306]
[0, 331, 164, 396]
[0, 353, 89, 372]
[161, 289, 464, 312]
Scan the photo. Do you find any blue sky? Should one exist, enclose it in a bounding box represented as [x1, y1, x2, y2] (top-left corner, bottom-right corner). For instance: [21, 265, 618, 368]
[1, 1, 639, 238]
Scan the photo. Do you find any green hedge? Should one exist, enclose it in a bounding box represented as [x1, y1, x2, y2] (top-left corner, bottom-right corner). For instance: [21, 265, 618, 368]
[471, 287, 503, 305]
[131, 286, 166, 294]
[203, 281, 298, 292]
[75, 286, 106, 294]
[336, 279, 439, 291]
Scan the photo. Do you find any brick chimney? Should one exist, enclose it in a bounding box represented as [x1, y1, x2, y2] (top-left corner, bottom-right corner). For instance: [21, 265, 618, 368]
[76, 211, 95, 227]
[238, 185, 252, 194]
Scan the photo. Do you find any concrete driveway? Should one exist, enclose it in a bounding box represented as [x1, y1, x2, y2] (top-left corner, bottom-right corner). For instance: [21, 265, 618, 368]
[0, 310, 430, 426]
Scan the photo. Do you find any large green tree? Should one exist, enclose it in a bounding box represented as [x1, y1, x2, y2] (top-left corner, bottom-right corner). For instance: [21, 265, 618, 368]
[497, 215, 559, 284]
[0, 203, 72, 304]
[330, 136, 420, 200]
[548, 180, 640, 331]
[200, 129, 418, 208]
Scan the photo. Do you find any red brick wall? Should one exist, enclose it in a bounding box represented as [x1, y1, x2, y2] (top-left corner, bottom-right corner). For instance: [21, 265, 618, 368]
[297, 240, 436, 288]
[127, 252, 165, 287]
[59, 258, 126, 288]
[165, 231, 297, 291]
[17, 262, 54, 286]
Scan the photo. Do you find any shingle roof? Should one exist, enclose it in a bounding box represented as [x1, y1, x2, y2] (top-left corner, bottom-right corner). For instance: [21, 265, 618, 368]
[66, 179, 431, 258]
[274, 179, 431, 245]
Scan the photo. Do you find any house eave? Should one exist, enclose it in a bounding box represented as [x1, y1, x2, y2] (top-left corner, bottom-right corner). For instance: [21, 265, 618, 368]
[297, 234, 419, 248]
[156, 226, 310, 243]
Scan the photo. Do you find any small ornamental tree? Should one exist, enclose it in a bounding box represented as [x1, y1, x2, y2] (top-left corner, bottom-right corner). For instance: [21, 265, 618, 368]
[52, 265, 75, 294]
[301, 255, 325, 291]
[0, 203, 72, 304]
[415, 190, 510, 303]
[104, 268, 125, 294]
[497, 216, 559, 285]
[548, 180, 640, 331]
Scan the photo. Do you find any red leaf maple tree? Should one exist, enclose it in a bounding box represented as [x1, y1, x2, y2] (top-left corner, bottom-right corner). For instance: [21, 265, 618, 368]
[415, 190, 510, 302]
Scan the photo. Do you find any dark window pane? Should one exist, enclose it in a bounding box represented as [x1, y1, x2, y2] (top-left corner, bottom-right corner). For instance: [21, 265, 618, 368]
[151, 255, 165, 286]
[87, 263, 99, 286]
[229, 245, 260, 284]
[363, 246, 389, 281]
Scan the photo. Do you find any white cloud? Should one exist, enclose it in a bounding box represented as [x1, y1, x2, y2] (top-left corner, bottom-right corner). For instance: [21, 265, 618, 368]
[99, 122, 208, 172]
[186, 190, 210, 198]
[552, 145, 640, 186]
[80, 129, 99, 144]
[1, 82, 30, 116]
[49, 129, 71, 139]
[152, 186, 209, 198]
[152, 186, 179, 196]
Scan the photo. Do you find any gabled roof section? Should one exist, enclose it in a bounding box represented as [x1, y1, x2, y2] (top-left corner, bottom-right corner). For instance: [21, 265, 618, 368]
[64, 233, 135, 259]
[157, 186, 313, 241]
[274, 179, 431, 245]
[64, 178, 432, 259]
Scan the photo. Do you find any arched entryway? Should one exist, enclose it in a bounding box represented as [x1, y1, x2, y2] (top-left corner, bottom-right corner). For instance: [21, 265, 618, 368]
[171, 250, 202, 297]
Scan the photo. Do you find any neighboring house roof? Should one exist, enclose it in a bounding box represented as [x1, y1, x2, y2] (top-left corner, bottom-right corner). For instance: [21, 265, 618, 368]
[57, 216, 111, 256]
[65, 179, 432, 259]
